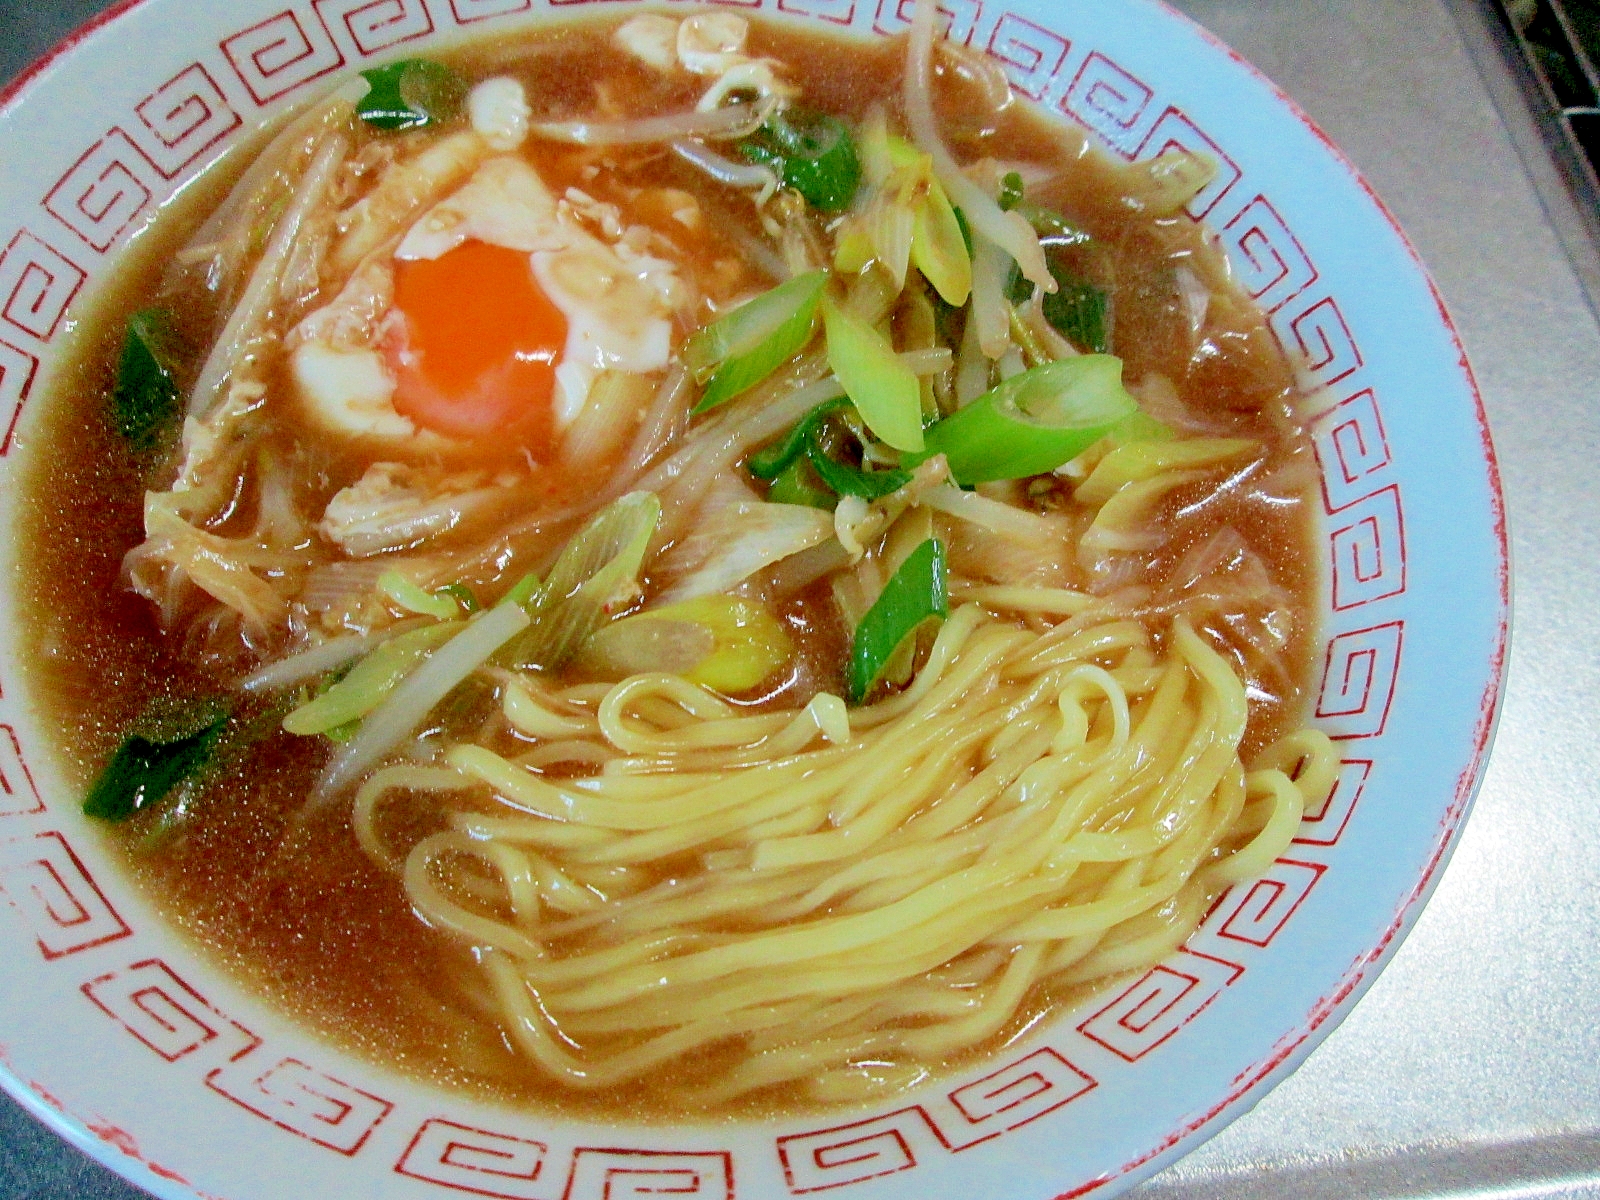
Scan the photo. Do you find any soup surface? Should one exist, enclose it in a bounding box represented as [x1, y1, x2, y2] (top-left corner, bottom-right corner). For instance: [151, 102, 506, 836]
[18, 9, 1327, 1119]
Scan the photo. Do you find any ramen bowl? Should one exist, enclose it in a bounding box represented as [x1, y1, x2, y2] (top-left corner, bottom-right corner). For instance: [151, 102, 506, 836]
[0, 1, 1507, 1198]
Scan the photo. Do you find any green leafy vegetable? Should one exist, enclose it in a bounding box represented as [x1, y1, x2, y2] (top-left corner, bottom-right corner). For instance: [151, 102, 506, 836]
[1009, 265, 1109, 353]
[822, 297, 924, 453]
[747, 397, 908, 500]
[83, 708, 229, 822]
[766, 457, 836, 509]
[746, 398, 849, 481]
[1007, 243, 1110, 354]
[112, 308, 186, 451]
[378, 570, 461, 620]
[357, 59, 468, 132]
[912, 356, 1139, 484]
[998, 171, 1026, 213]
[847, 538, 948, 704]
[805, 440, 910, 499]
[739, 109, 862, 213]
[1041, 279, 1109, 354]
[685, 271, 826, 413]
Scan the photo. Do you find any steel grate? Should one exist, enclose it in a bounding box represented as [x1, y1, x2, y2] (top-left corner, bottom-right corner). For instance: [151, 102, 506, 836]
[1488, 0, 1600, 216]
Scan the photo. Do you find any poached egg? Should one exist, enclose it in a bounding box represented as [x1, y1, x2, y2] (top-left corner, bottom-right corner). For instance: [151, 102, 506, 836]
[290, 80, 681, 462]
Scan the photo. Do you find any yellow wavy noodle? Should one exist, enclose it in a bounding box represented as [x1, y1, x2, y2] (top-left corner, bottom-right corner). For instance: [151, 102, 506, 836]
[352, 598, 1336, 1104]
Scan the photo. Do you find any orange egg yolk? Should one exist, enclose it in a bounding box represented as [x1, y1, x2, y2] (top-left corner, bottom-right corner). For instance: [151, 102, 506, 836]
[388, 240, 568, 451]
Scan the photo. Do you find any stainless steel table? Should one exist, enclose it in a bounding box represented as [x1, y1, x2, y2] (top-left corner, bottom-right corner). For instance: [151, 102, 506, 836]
[3, 0, 1597, 1196]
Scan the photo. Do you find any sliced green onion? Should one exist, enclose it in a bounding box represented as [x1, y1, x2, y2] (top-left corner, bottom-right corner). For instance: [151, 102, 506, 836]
[913, 356, 1138, 484]
[437, 582, 480, 613]
[822, 296, 923, 454]
[502, 492, 661, 671]
[767, 457, 836, 509]
[378, 570, 460, 620]
[911, 184, 971, 306]
[859, 108, 900, 186]
[739, 109, 861, 213]
[580, 614, 713, 682]
[746, 397, 850, 480]
[687, 272, 826, 412]
[282, 623, 460, 736]
[1075, 436, 1259, 506]
[579, 595, 792, 693]
[847, 537, 947, 704]
[682, 272, 823, 379]
[112, 308, 185, 451]
[866, 130, 969, 304]
[318, 595, 530, 798]
[1110, 409, 1175, 445]
[358, 59, 468, 132]
[502, 571, 541, 610]
[84, 707, 228, 822]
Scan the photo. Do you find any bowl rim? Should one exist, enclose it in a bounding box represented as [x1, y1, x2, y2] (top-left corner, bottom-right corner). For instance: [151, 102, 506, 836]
[0, 0, 1512, 1197]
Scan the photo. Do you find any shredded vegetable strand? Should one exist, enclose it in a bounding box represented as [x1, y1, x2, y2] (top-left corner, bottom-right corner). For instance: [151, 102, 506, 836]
[188, 128, 350, 419]
[672, 139, 779, 196]
[177, 83, 360, 298]
[604, 365, 694, 500]
[689, 272, 826, 411]
[534, 103, 763, 146]
[903, 0, 1050, 293]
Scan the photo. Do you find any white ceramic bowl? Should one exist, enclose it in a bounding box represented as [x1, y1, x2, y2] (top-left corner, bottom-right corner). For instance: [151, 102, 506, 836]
[0, 2, 1508, 1198]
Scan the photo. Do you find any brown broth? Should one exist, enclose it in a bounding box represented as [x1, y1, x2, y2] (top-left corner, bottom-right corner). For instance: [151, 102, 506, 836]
[14, 15, 1318, 1121]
